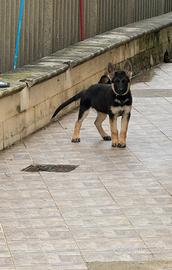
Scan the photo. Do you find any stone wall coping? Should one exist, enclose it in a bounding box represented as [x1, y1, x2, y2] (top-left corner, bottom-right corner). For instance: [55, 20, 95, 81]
[1, 12, 172, 99]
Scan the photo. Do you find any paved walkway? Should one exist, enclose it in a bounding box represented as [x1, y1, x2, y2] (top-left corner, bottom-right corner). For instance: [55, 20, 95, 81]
[0, 63, 172, 270]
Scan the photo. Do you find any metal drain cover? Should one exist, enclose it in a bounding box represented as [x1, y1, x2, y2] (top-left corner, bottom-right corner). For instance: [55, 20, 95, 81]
[22, 164, 78, 173]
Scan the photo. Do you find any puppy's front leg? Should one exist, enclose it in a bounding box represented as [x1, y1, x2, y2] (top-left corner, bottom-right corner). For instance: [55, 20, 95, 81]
[109, 115, 119, 147]
[119, 111, 131, 148]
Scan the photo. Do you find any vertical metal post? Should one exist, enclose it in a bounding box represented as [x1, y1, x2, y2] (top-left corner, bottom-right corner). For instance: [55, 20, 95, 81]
[43, 0, 53, 55]
[127, 0, 135, 24]
[79, 0, 85, 41]
[88, 0, 97, 37]
[13, 0, 25, 70]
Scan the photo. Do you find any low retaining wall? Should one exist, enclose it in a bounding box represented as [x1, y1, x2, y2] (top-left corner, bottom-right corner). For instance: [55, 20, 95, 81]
[0, 13, 172, 150]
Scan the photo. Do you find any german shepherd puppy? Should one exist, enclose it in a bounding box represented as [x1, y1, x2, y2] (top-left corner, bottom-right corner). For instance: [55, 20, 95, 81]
[52, 62, 132, 148]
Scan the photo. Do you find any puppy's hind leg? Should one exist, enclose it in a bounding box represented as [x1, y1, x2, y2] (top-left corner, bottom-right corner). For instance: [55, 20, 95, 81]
[94, 112, 111, 141]
[71, 106, 90, 143]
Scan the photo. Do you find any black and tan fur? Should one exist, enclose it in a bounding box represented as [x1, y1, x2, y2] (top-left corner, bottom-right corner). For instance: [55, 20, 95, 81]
[52, 62, 132, 148]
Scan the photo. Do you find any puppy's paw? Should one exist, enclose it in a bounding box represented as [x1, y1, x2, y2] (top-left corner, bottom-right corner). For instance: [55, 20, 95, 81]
[103, 136, 111, 141]
[112, 143, 118, 148]
[118, 143, 126, 148]
[71, 138, 80, 143]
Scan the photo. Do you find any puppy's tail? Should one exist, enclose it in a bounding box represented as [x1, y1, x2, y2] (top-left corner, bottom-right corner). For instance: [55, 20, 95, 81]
[51, 91, 83, 119]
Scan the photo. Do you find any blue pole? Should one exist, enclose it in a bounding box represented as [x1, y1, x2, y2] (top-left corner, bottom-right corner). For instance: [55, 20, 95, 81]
[13, 0, 25, 70]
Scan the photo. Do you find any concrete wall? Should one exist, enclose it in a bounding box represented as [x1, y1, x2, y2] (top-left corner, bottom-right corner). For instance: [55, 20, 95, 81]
[0, 13, 172, 150]
[1, 0, 172, 73]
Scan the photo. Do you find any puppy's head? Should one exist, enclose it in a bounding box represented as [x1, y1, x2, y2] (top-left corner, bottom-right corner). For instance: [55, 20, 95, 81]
[108, 61, 132, 96]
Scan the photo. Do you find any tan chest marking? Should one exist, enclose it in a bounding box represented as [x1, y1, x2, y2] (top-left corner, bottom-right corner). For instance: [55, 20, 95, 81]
[110, 105, 131, 116]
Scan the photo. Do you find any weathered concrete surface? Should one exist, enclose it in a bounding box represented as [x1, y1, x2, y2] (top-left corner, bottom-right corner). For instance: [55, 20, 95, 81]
[0, 13, 172, 150]
[1, 12, 172, 94]
[0, 63, 172, 269]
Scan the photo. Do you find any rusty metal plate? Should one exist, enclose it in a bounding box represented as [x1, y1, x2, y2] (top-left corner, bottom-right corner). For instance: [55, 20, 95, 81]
[22, 164, 78, 173]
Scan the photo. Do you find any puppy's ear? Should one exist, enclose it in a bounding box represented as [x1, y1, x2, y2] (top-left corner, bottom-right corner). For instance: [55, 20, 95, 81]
[107, 62, 115, 79]
[124, 61, 133, 79]
[98, 75, 111, 84]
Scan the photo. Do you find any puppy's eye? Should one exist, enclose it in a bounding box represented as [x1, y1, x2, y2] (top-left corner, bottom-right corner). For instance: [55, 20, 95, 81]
[122, 79, 126, 83]
[115, 79, 120, 83]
